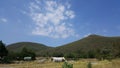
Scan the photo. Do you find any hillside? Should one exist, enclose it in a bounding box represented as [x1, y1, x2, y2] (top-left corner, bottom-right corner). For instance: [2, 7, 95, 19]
[7, 42, 53, 55]
[50, 34, 120, 57]
[6, 34, 120, 57]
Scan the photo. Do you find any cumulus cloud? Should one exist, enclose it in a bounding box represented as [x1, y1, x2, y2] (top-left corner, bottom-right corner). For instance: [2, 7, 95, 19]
[0, 18, 7, 23]
[29, 0, 76, 38]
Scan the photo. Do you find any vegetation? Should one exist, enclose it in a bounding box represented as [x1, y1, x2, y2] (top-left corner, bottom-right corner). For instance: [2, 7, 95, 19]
[0, 41, 8, 59]
[0, 41, 8, 63]
[19, 47, 36, 60]
[0, 59, 120, 68]
[87, 62, 92, 68]
[6, 34, 120, 60]
[50, 34, 120, 60]
[62, 62, 73, 68]
[7, 42, 53, 56]
[0, 41, 37, 63]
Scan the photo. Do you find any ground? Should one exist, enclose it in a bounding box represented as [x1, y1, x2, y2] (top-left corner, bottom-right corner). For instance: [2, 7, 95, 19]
[0, 59, 120, 68]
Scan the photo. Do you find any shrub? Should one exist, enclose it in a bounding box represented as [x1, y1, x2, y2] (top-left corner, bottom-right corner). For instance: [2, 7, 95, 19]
[1, 56, 12, 63]
[62, 62, 73, 68]
[87, 62, 92, 68]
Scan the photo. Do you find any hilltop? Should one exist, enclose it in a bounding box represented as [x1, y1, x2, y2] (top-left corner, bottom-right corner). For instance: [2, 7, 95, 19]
[7, 42, 53, 56]
[54, 34, 120, 52]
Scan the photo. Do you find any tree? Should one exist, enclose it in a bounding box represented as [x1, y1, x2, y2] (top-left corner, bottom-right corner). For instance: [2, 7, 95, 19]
[95, 48, 113, 60]
[0, 41, 8, 59]
[52, 52, 64, 57]
[87, 50, 96, 58]
[64, 53, 76, 59]
[20, 47, 36, 60]
[100, 48, 113, 60]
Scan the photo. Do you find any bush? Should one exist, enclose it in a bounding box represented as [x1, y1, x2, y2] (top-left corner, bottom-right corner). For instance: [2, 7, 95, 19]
[87, 62, 92, 68]
[62, 62, 73, 68]
[1, 56, 12, 63]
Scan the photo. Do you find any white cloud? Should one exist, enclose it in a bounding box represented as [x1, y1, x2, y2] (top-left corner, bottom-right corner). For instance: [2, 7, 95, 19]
[29, 0, 76, 38]
[0, 18, 7, 23]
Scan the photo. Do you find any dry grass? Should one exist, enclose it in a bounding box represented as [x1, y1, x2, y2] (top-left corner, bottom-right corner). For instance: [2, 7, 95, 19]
[0, 59, 120, 68]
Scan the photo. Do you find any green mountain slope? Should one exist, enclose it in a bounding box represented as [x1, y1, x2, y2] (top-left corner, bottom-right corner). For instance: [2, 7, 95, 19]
[7, 42, 53, 55]
[52, 34, 120, 55]
[6, 34, 120, 57]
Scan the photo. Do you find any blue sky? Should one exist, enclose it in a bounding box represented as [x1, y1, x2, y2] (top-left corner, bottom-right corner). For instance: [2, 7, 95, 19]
[0, 0, 120, 46]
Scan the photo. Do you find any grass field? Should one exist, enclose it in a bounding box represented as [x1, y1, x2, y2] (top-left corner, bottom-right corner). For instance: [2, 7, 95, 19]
[0, 59, 120, 68]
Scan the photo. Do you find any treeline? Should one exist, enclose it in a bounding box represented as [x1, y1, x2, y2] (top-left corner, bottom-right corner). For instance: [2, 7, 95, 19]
[47, 48, 115, 60]
[40, 35, 120, 60]
[39, 41, 120, 60]
[41, 49, 120, 61]
[0, 41, 36, 63]
[1, 35, 120, 63]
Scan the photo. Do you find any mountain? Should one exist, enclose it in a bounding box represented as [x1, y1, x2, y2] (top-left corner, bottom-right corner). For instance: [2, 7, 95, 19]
[51, 34, 120, 55]
[7, 42, 53, 55]
[6, 34, 120, 57]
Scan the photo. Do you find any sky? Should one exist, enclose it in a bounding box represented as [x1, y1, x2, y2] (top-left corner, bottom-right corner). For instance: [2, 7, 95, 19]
[0, 0, 120, 46]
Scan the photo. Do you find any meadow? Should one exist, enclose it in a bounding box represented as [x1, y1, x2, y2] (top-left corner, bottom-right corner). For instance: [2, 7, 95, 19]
[0, 59, 120, 68]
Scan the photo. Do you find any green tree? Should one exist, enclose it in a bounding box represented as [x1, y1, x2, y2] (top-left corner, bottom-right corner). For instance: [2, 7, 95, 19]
[96, 48, 113, 60]
[20, 47, 36, 60]
[64, 53, 77, 59]
[0, 41, 8, 59]
[52, 52, 64, 57]
[87, 50, 95, 58]
[7, 51, 20, 60]
[100, 48, 113, 60]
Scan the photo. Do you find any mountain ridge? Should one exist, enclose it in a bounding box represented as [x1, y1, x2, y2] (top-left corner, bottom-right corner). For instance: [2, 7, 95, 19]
[7, 34, 120, 56]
